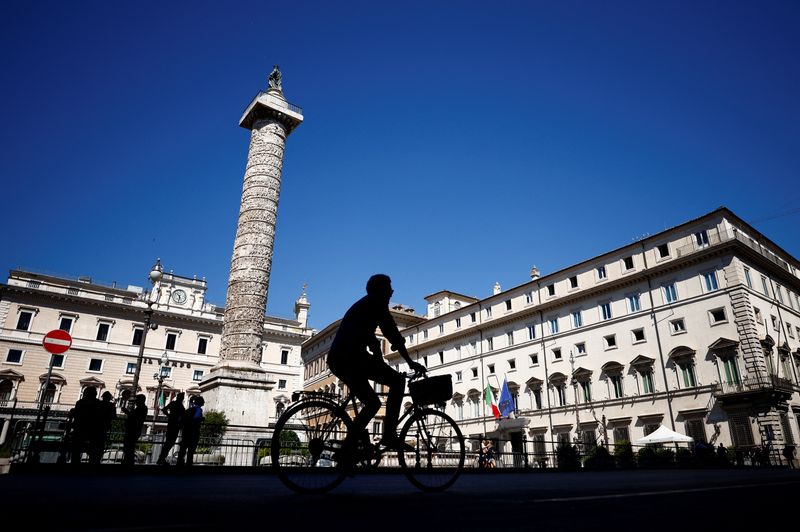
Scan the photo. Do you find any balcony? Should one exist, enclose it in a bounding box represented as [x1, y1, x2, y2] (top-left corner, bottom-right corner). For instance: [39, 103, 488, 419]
[714, 374, 795, 409]
[674, 227, 794, 275]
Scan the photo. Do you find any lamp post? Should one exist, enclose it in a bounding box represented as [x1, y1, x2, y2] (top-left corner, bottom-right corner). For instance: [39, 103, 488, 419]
[151, 351, 170, 435]
[128, 259, 163, 409]
[570, 350, 581, 446]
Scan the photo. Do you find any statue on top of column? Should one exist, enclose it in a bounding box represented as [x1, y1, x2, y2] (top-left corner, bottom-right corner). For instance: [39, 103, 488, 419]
[268, 65, 282, 92]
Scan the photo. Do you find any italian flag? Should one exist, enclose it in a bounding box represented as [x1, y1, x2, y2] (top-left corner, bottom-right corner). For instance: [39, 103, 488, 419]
[484, 384, 501, 419]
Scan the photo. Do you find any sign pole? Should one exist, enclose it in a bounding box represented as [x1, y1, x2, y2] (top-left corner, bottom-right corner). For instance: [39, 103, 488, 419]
[29, 330, 73, 464]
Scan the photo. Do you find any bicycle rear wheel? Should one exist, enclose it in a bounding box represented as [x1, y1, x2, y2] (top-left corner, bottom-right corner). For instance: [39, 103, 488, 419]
[271, 400, 351, 494]
[398, 408, 465, 492]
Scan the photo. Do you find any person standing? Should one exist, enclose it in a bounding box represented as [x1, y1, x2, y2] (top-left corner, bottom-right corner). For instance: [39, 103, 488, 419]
[783, 444, 796, 469]
[157, 392, 185, 465]
[177, 396, 204, 467]
[70, 387, 101, 465]
[94, 391, 117, 464]
[122, 394, 147, 466]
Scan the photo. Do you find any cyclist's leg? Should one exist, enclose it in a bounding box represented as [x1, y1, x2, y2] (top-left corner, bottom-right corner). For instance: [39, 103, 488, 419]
[363, 360, 405, 441]
[340, 373, 380, 446]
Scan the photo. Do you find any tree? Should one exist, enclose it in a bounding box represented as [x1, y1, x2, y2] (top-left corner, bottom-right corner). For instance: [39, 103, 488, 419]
[199, 410, 229, 452]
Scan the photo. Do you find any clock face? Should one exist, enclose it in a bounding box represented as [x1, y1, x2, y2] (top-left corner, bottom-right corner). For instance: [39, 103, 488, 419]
[171, 289, 187, 304]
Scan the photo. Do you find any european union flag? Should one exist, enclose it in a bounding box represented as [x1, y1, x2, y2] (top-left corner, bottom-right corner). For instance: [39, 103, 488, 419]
[498, 376, 515, 418]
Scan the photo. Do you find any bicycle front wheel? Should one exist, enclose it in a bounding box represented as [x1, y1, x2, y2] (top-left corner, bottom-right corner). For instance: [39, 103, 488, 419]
[398, 408, 465, 492]
[271, 400, 351, 494]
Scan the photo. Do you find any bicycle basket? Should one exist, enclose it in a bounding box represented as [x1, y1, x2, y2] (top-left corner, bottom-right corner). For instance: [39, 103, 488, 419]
[409, 375, 453, 405]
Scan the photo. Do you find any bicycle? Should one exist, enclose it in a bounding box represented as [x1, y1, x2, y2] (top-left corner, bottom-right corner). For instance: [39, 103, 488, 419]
[270, 372, 465, 493]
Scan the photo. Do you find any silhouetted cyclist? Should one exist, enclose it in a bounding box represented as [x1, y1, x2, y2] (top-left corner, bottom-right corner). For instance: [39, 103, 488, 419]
[328, 274, 425, 459]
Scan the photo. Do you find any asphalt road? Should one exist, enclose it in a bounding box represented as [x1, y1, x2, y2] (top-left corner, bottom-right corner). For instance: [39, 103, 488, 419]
[1, 467, 797, 531]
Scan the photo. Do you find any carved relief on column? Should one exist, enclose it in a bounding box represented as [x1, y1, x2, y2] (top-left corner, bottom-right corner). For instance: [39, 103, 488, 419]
[220, 117, 288, 364]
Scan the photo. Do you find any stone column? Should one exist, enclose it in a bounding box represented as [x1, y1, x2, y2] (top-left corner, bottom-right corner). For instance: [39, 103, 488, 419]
[202, 67, 303, 432]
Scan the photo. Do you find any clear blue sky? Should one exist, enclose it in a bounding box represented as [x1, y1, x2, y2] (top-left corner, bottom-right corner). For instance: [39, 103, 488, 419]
[2, 1, 798, 330]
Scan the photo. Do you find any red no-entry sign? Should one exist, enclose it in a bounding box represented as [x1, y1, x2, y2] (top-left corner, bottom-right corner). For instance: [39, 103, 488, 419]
[42, 329, 72, 354]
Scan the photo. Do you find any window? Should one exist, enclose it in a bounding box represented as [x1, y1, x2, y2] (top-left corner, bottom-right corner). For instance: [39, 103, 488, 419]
[132, 328, 143, 346]
[623, 256, 634, 270]
[408, 334, 414, 344]
[16, 310, 33, 331]
[508, 359, 516, 370]
[550, 318, 559, 334]
[533, 390, 542, 410]
[788, 324, 794, 339]
[776, 285, 785, 304]
[580, 381, 592, 403]
[278, 379, 287, 390]
[709, 308, 727, 324]
[664, 283, 678, 303]
[88, 358, 103, 372]
[657, 243, 670, 259]
[686, 419, 707, 444]
[722, 358, 740, 385]
[703, 271, 718, 292]
[529, 353, 539, 366]
[525, 292, 533, 304]
[487, 337, 493, 351]
[604, 334, 617, 349]
[59, 316, 74, 333]
[597, 266, 607, 280]
[628, 294, 641, 313]
[569, 276, 578, 289]
[470, 312, 476, 323]
[423, 329, 429, 339]
[439, 323, 444, 334]
[434, 302, 441, 317]
[527, 324, 536, 340]
[771, 315, 778, 331]
[96, 322, 111, 341]
[280, 349, 289, 365]
[126, 362, 136, 375]
[505, 300, 512, 311]
[455, 345, 462, 358]
[485, 308, 492, 319]
[553, 348, 562, 360]
[160, 366, 171, 379]
[572, 311, 582, 328]
[6, 349, 23, 364]
[632, 328, 646, 343]
[471, 368, 478, 379]
[744, 267, 752, 288]
[695, 230, 709, 247]
[670, 318, 686, 334]
[680, 364, 697, 388]
[611, 375, 623, 398]
[455, 317, 461, 328]
[754, 307, 762, 325]
[198, 338, 209, 355]
[575, 342, 586, 354]
[50, 354, 65, 369]
[506, 331, 514, 346]
[455, 371, 462, 382]
[165, 332, 177, 351]
[193, 370, 204, 381]
[488, 364, 495, 374]
[600, 302, 612, 321]
[555, 384, 567, 406]
[761, 276, 770, 297]
[641, 370, 655, 394]
[547, 284, 555, 297]
[613, 426, 630, 443]
[438, 351, 444, 364]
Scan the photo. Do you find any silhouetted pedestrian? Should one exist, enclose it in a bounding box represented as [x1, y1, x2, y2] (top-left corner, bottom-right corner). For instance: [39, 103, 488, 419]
[70, 387, 101, 465]
[95, 391, 117, 463]
[177, 396, 204, 466]
[478, 439, 497, 469]
[716, 443, 729, 466]
[157, 392, 185, 465]
[122, 394, 147, 465]
[783, 444, 796, 469]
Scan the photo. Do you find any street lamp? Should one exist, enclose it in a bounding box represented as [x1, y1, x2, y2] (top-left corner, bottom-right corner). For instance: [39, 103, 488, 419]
[570, 350, 581, 445]
[151, 351, 170, 435]
[128, 259, 163, 409]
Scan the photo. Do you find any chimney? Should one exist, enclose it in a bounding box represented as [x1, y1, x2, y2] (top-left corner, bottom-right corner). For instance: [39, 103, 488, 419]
[493, 282, 501, 295]
[530, 266, 540, 280]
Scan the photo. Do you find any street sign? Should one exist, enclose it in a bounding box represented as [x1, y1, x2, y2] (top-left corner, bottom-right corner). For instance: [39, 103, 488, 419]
[42, 329, 72, 354]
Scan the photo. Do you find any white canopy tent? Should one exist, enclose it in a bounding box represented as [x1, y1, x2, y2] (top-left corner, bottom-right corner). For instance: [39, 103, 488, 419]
[633, 425, 694, 445]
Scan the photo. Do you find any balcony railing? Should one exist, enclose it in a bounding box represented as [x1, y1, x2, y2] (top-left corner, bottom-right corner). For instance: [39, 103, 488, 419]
[715, 374, 795, 396]
[674, 227, 794, 275]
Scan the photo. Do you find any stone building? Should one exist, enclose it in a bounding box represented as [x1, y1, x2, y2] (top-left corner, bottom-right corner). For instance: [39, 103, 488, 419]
[0, 266, 312, 447]
[306, 207, 800, 464]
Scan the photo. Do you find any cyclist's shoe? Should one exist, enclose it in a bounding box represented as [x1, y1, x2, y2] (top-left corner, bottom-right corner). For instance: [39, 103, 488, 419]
[378, 435, 415, 452]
